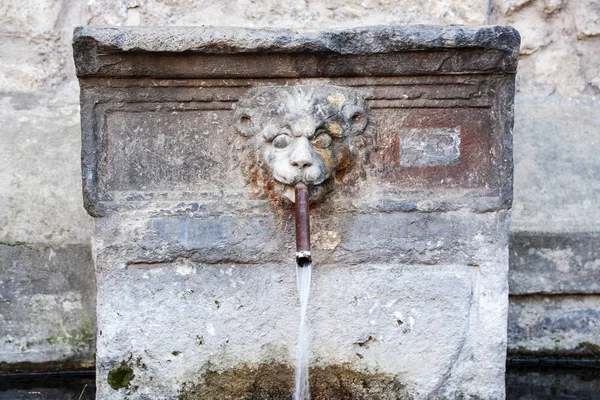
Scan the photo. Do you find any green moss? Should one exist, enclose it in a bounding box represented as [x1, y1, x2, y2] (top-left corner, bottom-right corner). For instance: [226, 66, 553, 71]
[46, 334, 69, 344]
[76, 325, 94, 345]
[0, 241, 31, 248]
[44, 327, 93, 348]
[108, 363, 134, 390]
[42, 319, 94, 349]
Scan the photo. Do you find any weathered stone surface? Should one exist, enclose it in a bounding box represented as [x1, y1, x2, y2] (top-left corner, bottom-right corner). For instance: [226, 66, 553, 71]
[76, 26, 516, 399]
[0, 103, 93, 245]
[74, 27, 517, 218]
[0, 91, 95, 370]
[1, 0, 490, 96]
[72, 26, 519, 81]
[96, 210, 508, 268]
[73, 25, 519, 64]
[82, 0, 488, 28]
[79, 81, 515, 214]
[508, 295, 600, 358]
[0, 0, 597, 377]
[491, 0, 600, 96]
[505, 94, 600, 360]
[0, 244, 95, 370]
[509, 232, 600, 295]
[93, 258, 506, 399]
[575, 0, 600, 37]
[510, 97, 600, 233]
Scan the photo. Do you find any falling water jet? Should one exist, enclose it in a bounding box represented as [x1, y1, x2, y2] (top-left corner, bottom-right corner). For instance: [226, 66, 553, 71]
[294, 183, 312, 400]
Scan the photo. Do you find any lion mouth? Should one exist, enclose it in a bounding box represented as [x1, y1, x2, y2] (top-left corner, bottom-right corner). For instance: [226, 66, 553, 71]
[272, 170, 328, 187]
[273, 176, 326, 187]
[277, 181, 329, 203]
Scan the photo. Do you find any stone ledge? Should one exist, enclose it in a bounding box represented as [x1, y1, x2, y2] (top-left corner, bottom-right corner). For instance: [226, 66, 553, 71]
[508, 294, 600, 360]
[73, 25, 520, 58]
[509, 231, 600, 295]
[73, 25, 520, 77]
[0, 361, 95, 374]
[0, 244, 96, 366]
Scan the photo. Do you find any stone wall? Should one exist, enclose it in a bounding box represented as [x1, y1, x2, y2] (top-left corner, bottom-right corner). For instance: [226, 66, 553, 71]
[490, 0, 600, 359]
[1, 0, 598, 372]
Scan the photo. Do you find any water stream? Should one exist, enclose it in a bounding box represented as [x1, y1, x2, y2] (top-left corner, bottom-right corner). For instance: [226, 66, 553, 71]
[293, 262, 312, 400]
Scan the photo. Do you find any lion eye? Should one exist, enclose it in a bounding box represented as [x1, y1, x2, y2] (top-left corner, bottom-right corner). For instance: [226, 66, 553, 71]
[272, 134, 292, 149]
[312, 133, 332, 149]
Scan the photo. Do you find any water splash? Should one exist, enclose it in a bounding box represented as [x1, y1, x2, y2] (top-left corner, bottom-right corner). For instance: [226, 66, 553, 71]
[293, 261, 312, 400]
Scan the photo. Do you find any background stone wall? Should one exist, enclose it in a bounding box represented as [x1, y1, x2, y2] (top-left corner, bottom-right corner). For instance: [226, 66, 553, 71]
[1, 0, 598, 370]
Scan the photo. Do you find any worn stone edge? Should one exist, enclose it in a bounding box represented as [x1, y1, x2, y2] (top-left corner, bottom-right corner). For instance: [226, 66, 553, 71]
[0, 361, 95, 374]
[507, 342, 600, 361]
[508, 231, 600, 295]
[73, 25, 520, 73]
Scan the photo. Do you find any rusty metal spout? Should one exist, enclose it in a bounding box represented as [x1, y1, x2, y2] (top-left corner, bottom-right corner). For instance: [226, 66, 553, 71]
[295, 183, 312, 267]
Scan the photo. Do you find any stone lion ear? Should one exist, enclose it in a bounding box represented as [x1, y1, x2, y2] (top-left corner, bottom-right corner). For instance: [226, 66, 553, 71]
[343, 104, 368, 135]
[234, 109, 259, 137]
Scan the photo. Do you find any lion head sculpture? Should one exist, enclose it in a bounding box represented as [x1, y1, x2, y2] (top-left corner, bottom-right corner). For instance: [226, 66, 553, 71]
[234, 85, 368, 202]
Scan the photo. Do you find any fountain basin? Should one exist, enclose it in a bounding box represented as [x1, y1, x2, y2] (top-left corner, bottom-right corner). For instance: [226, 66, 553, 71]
[74, 25, 519, 399]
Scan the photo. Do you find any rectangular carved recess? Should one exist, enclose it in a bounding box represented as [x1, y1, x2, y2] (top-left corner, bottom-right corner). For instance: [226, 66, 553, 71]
[74, 26, 519, 217]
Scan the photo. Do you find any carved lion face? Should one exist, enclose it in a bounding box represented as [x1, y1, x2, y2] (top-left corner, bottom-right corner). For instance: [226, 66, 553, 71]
[235, 86, 367, 202]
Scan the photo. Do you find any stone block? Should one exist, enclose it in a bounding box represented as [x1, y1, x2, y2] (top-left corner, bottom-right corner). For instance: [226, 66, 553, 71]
[0, 103, 94, 246]
[509, 232, 600, 295]
[511, 98, 600, 233]
[575, 0, 600, 37]
[75, 26, 518, 399]
[0, 244, 95, 371]
[508, 295, 600, 358]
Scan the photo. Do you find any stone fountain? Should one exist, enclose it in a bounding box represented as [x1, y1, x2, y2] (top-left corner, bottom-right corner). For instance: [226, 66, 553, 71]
[73, 25, 519, 399]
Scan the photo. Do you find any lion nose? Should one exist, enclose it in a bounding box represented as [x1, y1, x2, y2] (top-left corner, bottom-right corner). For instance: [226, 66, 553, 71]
[289, 137, 313, 169]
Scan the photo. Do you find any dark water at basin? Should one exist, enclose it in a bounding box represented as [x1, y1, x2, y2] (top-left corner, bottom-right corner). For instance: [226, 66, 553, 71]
[506, 362, 600, 400]
[0, 372, 95, 400]
[1, 364, 599, 399]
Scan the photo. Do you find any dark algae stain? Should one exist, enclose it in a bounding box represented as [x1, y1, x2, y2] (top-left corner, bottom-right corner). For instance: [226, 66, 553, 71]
[310, 365, 409, 399]
[510, 342, 600, 360]
[179, 363, 412, 399]
[107, 362, 134, 390]
[180, 363, 293, 400]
